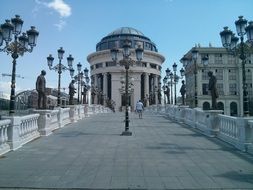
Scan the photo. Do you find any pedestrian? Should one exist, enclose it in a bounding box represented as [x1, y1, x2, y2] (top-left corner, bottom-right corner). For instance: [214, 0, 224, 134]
[135, 100, 144, 119]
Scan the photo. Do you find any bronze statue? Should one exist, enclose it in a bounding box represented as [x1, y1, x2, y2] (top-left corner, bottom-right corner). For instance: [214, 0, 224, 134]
[36, 70, 47, 109]
[180, 80, 186, 105]
[165, 86, 170, 104]
[69, 80, 76, 105]
[208, 71, 218, 109]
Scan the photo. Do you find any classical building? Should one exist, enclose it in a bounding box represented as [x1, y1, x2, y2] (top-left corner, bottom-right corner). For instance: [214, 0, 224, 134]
[87, 27, 165, 111]
[181, 46, 253, 116]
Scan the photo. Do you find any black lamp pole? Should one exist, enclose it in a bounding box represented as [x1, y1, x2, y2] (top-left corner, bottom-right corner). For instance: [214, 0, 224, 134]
[0, 15, 39, 115]
[220, 16, 253, 116]
[191, 48, 198, 108]
[47, 47, 74, 107]
[111, 39, 143, 136]
[172, 62, 177, 105]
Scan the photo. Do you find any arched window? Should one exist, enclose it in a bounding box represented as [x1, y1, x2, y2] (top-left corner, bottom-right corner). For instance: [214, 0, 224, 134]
[230, 102, 238, 116]
[217, 102, 224, 114]
[203, 102, 210, 110]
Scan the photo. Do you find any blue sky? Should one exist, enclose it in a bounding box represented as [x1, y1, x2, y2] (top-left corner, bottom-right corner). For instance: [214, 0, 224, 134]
[0, 0, 252, 98]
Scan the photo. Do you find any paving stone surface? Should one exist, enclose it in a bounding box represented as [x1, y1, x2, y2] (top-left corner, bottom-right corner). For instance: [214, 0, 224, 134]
[0, 111, 253, 189]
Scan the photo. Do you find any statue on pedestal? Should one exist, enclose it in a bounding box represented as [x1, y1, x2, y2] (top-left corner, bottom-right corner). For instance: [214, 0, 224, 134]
[69, 80, 76, 105]
[208, 71, 218, 109]
[180, 80, 186, 105]
[36, 70, 47, 109]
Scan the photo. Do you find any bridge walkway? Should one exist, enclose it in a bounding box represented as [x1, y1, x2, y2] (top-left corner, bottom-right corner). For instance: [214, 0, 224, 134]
[0, 112, 252, 189]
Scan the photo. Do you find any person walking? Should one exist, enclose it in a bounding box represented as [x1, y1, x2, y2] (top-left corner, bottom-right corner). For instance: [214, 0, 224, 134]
[135, 100, 144, 119]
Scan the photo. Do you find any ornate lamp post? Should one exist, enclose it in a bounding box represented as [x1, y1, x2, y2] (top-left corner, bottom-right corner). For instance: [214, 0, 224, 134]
[47, 47, 74, 107]
[166, 65, 184, 105]
[165, 68, 172, 104]
[0, 15, 39, 115]
[163, 76, 169, 104]
[191, 48, 199, 107]
[220, 16, 253, 116]
[82, 67, 90, 104]
[110, 39, 143, 136]
[172, 62, 178, 105]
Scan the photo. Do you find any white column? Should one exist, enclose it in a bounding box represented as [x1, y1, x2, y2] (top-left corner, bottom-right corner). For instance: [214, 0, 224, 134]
[145, 73, 149, 106]
[154, 75, 158, 105]
[103, 73, 108, 105]
[94, 74, 98, 104]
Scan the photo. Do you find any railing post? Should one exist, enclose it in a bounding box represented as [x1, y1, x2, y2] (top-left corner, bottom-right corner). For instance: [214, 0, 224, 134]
[5, 116, 22, 150]
[237, 118, 253, 152]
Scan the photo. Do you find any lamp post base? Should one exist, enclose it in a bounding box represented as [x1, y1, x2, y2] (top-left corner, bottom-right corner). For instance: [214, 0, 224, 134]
[121, 131, 132, 136]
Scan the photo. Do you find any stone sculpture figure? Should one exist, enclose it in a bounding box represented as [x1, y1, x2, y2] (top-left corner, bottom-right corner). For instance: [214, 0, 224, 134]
[180, 80, 186, 105]
[36, 70, 47, 109]
[208, 71, 218, 109]
[69, 80, 76, 105]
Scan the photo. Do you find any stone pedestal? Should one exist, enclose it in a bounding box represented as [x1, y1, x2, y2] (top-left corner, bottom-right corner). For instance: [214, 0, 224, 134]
[205, 110, 223, 137]
[33, 110, 56, 136]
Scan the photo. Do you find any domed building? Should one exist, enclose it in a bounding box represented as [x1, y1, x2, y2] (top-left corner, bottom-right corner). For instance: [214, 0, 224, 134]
[87, 27, 165, 111]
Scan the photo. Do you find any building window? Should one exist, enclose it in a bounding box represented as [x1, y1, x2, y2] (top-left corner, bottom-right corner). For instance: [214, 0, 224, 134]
[145, 42, 151, 50]
[227, 54, 235, 64]
[203, 102, 210, 110]
[90, 65, 94, 71]
[202, 69, 209, 80]
[150, 63, 157, 69]
[217, 102, 224, 114]
[95, 63, 103, 69]
[217, 83, 224, 95]
[215, 69, 223, 80]
[202, 83, 208, 95]
[106, 61, 116, 67]
[214, 54, 222, 64]
[229, 69, 237, 80]
[229, 83, 237, 95]
[230, 102, 238, 116]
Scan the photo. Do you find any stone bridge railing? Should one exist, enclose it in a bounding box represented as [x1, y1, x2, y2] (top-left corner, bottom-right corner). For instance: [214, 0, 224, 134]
[0, 104, 112, 156]
[147, 104, 253, 155]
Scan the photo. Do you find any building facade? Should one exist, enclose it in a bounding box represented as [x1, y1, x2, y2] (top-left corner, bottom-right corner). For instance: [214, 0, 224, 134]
[87, 27, 165, 111]
[181, 46, 253, 116]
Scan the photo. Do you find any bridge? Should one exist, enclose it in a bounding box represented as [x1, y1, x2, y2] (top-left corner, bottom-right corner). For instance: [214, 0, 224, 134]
[0, 104, 253, 189]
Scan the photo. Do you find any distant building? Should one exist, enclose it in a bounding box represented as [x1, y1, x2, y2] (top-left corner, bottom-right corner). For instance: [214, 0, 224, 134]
[87, 27, 165, 111]
[181, 46, 253, 116]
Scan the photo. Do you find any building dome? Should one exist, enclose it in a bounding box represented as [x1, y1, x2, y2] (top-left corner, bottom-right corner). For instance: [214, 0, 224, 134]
[107, 27, 145, 36]
[96, 27, 158, 52]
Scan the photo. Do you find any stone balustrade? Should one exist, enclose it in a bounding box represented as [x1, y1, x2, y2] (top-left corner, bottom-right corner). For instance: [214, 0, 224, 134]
[2, 114, 40, 151]
[147, 105, 253, 154]
[0, 104, 112, 156]
[0, 119, 11, 155]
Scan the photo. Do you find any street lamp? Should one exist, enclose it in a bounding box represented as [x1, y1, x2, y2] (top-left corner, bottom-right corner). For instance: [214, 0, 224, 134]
[82, 67, 90, 104]
[191, 48, 199, 107]
[220, 16, 253, 116]
[47, 47, 74, 107]
[172, 62, 178, 105]
[0, 15, 39, 115]
[110, 39, 143, 136]
[166, 68, 173, 104]
[166, 65, 184, 105]
[163, 76, 169, 104]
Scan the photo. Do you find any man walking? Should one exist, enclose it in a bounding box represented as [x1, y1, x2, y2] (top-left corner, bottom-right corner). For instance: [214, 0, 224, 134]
[135, 100, 144, 119]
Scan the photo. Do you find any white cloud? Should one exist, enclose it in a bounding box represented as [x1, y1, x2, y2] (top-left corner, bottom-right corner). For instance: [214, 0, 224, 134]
[34, 0, 71, 31]
[47, 0, 71, 17]
[54, 19, 66, 31]
[0, 81, 11, 99]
